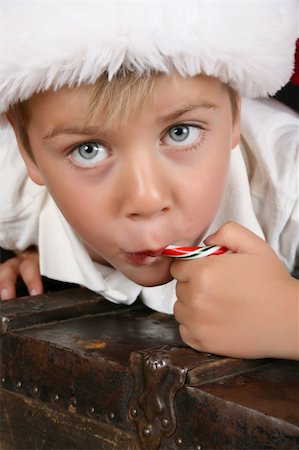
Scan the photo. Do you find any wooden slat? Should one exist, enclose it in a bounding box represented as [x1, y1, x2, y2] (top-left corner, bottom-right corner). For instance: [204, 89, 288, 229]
[1, 388, 139, 450]
[1, 288, 131, 333]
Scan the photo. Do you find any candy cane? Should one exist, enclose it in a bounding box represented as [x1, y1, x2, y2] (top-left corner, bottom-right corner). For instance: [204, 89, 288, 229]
[161, 245, 229, 260]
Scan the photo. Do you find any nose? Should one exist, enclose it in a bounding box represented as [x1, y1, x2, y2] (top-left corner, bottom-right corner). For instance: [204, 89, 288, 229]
[120, 155, 172, 220]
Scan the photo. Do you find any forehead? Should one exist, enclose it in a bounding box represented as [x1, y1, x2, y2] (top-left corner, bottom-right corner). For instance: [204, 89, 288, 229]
[25, 74, 228, 131]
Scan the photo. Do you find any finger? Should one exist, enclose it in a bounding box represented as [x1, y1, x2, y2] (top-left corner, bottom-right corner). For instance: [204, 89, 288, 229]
[0, 283, 17, 300]
[173, 297, 182, 321]
[178, 324, 193, 346]
[204, 221, 268, 255]
[19, 257, 43, 296]
[170, 258, 202, 282]
[173, 291, 199, 323]
[0, 259, 21, 300]
[178, 323, 203, 350]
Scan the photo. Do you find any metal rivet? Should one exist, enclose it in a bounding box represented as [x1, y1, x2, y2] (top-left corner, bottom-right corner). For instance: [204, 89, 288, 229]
[143, 426, 152, 437]
[108, 412, 115, 420]
[130, 408, 138, 418]
[89, 406, 95, 415]
[175, 437, 183, 447]
[1, 377, 6, 384]
[53, 393, 59, 402]
[2, 317, 10, 334]
[195, 446, 202, 450]
[32, 386, 40, 396]
[70, 398, 77, 407]
[161, 418, 169, 428]
[16, 381, 22, 389]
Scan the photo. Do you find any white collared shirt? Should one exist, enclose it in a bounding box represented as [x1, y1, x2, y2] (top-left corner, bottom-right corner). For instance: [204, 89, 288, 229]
[1, 98, 298, 313]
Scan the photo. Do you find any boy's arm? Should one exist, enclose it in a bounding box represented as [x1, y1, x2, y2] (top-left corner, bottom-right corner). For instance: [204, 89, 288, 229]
[0, 246, 43, 300]
[171, 222, 299, 360]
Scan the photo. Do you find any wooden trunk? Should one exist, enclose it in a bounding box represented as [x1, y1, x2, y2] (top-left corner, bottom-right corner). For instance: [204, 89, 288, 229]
[1, 288, 298, 449]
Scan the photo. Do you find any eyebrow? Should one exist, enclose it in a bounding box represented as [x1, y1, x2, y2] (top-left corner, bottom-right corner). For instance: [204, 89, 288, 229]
[43, 102, 218, 142]
[160, 102, 218, 124]
[43, 126, 104, 142]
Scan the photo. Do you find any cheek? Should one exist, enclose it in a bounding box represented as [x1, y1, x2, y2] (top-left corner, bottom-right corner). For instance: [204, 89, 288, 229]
[29, 148, 117, 246]
[191, 150, 230, 195]
[182, 149, 230, 230]
[33, 161, 101, 231]
[54, 184, 105, 232]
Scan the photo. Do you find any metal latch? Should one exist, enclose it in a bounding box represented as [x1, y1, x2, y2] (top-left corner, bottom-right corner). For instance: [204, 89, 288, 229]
[129, 346, 187, 449]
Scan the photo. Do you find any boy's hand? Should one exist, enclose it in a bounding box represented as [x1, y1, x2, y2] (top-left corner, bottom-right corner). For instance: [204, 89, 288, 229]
[171, 222, 298, 360]
[0, 246, 43, 300]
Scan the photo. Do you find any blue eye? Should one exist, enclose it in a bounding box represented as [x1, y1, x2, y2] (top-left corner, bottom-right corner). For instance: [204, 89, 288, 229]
[164, 125, 202, 146]
[71, 142, 109, 166]
[169, 125, 189, 142]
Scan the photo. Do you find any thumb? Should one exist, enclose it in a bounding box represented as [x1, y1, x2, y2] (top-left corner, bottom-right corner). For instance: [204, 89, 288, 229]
[204, 221, 267, 255]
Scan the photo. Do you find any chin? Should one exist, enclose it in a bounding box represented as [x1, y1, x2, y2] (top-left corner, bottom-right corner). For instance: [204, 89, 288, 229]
[137, 275, 174, 287]
[126, 268, 174, 287]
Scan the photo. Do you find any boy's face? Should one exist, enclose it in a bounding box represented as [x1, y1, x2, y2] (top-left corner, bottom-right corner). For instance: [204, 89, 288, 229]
[18, 74, 240, 287]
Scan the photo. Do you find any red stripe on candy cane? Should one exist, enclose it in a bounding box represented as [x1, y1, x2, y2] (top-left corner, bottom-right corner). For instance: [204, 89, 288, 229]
[161, 245, 229, 259]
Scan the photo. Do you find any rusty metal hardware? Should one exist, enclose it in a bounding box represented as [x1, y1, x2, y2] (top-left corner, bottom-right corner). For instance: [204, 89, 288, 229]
[129, 346, 187, 449]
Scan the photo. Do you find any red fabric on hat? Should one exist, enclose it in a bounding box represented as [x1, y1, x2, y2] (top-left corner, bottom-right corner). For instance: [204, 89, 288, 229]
[290, 39, 299, 85]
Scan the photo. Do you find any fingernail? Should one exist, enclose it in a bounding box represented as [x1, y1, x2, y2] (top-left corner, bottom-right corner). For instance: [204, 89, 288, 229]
[204, 232, 216, 244]
[1, 289, 10, 300]
[30, 289, 38, 296]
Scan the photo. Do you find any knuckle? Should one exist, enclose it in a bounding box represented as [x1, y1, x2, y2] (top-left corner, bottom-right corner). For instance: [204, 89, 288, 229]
[20, 254, 39, 272]
[175, 282, 183, 299]
[170, 260, 186, 279]
[173, 299, 182, 319]
[197, 264, 215, 290]
[28, 250, 39, 263]
[219, 221, 235, 237]
[188, 294, 200, 309]
[178, 324, 190, 343]
[169, 260, 179, 277]
[179, 324, 204, 351]
[20, 246, 39, 264]
[19, 258, 33, 271]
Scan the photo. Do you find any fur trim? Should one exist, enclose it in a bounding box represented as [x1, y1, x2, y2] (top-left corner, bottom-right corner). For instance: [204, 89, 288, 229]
[0, 1, 297, 123]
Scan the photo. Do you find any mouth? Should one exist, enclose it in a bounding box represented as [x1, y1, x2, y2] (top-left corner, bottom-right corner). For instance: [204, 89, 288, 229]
[126, 248, 166, 265]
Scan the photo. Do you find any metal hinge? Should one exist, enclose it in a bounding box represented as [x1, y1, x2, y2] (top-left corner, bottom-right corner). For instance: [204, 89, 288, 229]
[128, 345, 187, 449]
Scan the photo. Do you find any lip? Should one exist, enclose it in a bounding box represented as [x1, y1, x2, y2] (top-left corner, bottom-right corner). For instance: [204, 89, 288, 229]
[126, 248, 166, 265]
[138, 248, 166, 257]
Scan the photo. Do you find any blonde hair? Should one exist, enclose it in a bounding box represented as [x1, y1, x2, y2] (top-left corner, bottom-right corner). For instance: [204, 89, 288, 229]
[87, 72, 238, 127]
[86, 72, 162, 128]
[9, 72, 239, 156]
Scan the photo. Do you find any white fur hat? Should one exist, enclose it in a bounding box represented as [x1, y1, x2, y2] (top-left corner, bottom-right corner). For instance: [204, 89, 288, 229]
[0, 1, 297, 123]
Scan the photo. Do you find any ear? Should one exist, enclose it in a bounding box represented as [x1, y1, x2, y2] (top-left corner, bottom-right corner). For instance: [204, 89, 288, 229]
[7, 113, 45, 186]
[231, 95, 241, 149]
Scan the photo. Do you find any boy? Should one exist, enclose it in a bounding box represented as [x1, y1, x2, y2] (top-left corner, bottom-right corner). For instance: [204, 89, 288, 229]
[0, 1, 298, 360]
